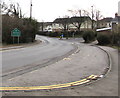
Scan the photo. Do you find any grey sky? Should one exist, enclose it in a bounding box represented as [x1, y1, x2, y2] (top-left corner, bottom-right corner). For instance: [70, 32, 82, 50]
[3, 0, 120, 22]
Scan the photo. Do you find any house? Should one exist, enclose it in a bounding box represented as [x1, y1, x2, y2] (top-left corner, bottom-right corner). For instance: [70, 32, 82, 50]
[96, 27, 112, 35]
[38, 16, 92, 32]
[112, 13, 120, 24]
[52, 16, 92, 32]
[111, 13, 120, 33]
[70, 16, 92, 31]
[52, 18, 70, 32]
[98, 17, 113, 28]
[38, 22, 53, 32]
[96, 13, 120, 34]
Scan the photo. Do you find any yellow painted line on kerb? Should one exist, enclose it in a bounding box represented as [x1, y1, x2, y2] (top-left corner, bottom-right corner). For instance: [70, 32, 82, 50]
[0, 75, 98, 91]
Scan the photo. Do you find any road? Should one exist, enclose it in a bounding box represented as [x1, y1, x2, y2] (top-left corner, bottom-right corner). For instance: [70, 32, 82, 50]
[2, 35, 109, 86]
[1, 35, 118, 96]
[2, 35, 77, 79]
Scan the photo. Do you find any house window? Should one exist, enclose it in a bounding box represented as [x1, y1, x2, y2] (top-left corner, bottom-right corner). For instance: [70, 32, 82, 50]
[109, 23, 111, 27]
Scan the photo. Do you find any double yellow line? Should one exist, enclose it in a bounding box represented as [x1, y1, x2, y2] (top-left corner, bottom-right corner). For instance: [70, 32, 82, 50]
[0, 75, 98, 91]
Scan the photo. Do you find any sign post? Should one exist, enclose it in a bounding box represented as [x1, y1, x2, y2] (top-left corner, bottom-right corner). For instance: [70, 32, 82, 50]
[11, 28, 21, 44]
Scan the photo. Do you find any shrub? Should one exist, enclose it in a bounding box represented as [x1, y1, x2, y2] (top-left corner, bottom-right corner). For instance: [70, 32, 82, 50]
[82, 31, 95, 43]
[97, 34, 111, 45]
[74, 31, 83, 36]
[37, 31, 48, 36]
[112, 33, 120, 45]
[49, 32, 59, 37]
[2, 15, 38, 44]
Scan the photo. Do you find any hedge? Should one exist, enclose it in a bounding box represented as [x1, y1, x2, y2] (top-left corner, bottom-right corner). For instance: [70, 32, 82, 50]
[82, 31, 96, 43]
[2, 15, 38, 44]
[97, 34, 111, 45]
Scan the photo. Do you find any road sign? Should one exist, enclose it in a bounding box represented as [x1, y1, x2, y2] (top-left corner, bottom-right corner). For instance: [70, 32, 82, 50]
[11, 28, 21, 44]
[11, 28, 21, 37]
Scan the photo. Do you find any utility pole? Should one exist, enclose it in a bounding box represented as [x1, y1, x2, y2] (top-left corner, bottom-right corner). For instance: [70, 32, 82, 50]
[91, 6, 94, 30]
[0, 2, 2, 44]
[78, 10, 81, 17]
[96, 10, 100, 29]
[30, 0, 32, 21]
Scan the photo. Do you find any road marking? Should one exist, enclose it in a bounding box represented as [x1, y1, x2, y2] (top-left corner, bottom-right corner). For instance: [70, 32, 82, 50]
[0, 75, 99, 91]
[63, 58, 71, 60]
[8, 78, 15, 81]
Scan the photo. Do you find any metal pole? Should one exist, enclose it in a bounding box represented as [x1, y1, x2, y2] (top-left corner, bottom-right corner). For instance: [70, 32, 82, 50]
[91, 6, 94, 30]
[30, 0, 32, 21]
[18, 37, 19, 44]
[0, 3, 2, 44]
[13, 37, 14, 44]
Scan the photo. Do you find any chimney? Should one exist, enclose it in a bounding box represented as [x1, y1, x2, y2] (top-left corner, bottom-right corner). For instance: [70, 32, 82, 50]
[115, 13, 118, 17]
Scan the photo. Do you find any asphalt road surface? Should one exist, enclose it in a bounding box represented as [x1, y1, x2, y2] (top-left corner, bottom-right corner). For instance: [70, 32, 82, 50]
[2, 35, 76, 78]
[2, 35, 109, 85]
[2, 35, 118, 96]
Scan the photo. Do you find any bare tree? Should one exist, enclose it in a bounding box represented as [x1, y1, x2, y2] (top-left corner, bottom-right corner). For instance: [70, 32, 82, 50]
[68, 9, 91, 31]
[95, 10, 103, 28]
[68, 7, 103, 30]
[70, 16, 90, 31]
[1, 2, 23, 18]
[68, 9, 78, 17]
[90, 6, 103, 29]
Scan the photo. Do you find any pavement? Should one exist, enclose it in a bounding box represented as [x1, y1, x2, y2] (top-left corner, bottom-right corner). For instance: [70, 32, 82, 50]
[1, 38, 119, 96]
[0, 40, 41, 51]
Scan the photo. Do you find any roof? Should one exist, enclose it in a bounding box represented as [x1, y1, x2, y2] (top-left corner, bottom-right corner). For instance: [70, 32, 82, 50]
[53, 18, 70, 23]
[70, 16, 91, 22]
[96, 27, 112, 32]
[71, 16, 91, 19]
[53, 16, 91, 24]
[99, 17, 113, 22]
[38, 22, 53, 26]
[112, 16, 120, 23]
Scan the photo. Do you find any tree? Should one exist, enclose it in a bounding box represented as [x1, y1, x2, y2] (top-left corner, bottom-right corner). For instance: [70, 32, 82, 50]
[53, 17, 70, 39]
[95, 10, 103, 29]
[53, 17, 70, 32]
[1, 2, 23, 18]
[90, 6, 103, 29]
[1, 2, 39, 44]
[70, 16, 90, 31]
[68, 9, 92, 31]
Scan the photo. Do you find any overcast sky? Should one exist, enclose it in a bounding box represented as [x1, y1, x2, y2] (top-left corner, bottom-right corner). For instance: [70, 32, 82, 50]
[3, 0, 120, 22]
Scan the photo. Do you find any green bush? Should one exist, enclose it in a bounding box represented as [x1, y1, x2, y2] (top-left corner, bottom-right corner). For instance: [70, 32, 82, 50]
[2, 15, 38, 44]
[48, 32, 59, 37]
[97, 34, 111, 45]
[82, 31, 95, 43]
[112, 33, 120, 45]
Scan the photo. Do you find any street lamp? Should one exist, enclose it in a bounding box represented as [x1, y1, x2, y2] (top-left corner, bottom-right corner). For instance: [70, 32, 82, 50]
[91, 6, 94, 30]
[30, 0, 32, 21]
[0, 4, 2, 44]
